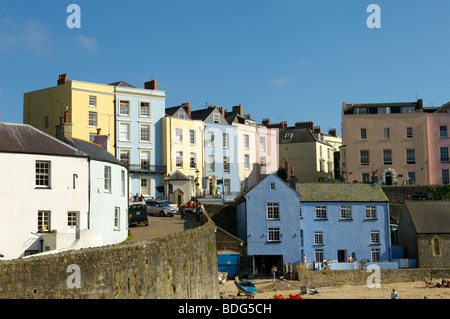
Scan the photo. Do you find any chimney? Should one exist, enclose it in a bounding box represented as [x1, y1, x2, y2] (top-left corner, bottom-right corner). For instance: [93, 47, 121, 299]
[295, 121, 314, 130]
[55, 109, 72, 140]
[314, 126, 321, 134]
[267, 121, 288, 128]
[262, 118, 271, 126]
[182, 102, 191, 117]
[93, 134, 110, 151]
[417, 99, 423, 109]
[145, 79, 157, 90]
[232, 104, 244, 116]
[218, 107, 225, 117]
[328, 128, 337, 137]
[57, 74, 68, 86]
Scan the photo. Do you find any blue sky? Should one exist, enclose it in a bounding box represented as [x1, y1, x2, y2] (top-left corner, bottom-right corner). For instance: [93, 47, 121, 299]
[1, 1, 450, 135]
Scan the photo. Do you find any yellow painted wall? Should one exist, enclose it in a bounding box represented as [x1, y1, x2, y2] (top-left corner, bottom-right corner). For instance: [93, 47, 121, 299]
[24, 80, 116, 155]
[162, 116, 204, 182]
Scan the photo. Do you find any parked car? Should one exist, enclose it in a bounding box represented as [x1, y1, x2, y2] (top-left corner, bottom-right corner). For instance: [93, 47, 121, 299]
[145, 200, 176, 217]
[128, 202, 148, 226]
[159, 200, 179, 213]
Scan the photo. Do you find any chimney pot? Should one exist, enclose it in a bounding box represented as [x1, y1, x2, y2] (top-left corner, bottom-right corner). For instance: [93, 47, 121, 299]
[57, 74, 68, 86]
[145, 79, 157, 90]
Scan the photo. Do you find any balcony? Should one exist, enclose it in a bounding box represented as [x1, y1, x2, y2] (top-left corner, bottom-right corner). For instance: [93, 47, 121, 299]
[126, 164, 166, 174]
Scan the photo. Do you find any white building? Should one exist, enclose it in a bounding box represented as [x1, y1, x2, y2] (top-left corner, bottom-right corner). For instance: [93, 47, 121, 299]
[0, 122, 129, 260]
[0, 123, 91, 260]
[66, 137, 129, 246]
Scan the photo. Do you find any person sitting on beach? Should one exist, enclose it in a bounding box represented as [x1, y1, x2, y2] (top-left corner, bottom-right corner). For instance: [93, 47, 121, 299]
[391, 289, 398, 299]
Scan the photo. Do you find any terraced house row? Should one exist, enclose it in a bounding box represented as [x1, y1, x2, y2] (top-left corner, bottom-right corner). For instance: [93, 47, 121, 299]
[23, 74, 279, 203]
[341, 99, 450, 185]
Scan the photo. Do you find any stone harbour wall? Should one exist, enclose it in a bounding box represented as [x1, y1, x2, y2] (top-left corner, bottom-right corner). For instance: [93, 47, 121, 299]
[295, 268, 450, 288]
[0, 214, 219, 299]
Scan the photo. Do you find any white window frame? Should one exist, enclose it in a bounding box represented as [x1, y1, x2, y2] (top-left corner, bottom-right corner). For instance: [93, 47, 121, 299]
[244, 154, 250, 170]
[114, 207, 120, 230]
[266, 202, 279, 220]
[207, 131, 214, 147]
[119, 122, 131, 142]
[88, 111, 97, 127]
[89, 95, 97, 107]
[371, 230, 380, 244]
[139, 123, 151, 143]
[260, 136, 266, 152]
[314, 231, 323, 245]
[139, 101, 150, 117]
[267, 227, 280, 242]
[104, 166, 111, 193]
[38, 210, 50, 232]
[189, 130, 195, 145]
[35, 160, 51, 188]
[189, 152, 196, 169]
[208, 155, 215, 172]
[365, 206, 377, 219]
[340, 205, 352, 220]
[119, 100, 130, 116]
[176, 151, 183, 168]
[315, 205, 327, 220]
[175, 128, 183, 144]
[244, 134, 249, 149]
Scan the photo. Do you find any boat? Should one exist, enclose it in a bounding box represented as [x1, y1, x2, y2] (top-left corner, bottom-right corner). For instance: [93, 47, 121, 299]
[234, 280, 257, 298]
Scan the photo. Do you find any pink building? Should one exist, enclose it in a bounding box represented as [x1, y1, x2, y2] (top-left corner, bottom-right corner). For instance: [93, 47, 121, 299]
[427, 103, 450, 184]
[342, 99, 450, 186]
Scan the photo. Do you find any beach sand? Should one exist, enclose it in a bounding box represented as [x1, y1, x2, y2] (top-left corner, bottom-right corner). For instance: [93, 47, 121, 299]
[219, 277, 450, 299]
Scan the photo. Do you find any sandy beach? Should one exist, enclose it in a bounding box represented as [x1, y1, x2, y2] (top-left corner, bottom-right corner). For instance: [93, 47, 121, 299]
[219, 277, 450, 299]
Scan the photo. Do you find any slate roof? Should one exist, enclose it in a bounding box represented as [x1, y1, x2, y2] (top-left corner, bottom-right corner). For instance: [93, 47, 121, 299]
[190, 108, 216, 121]
[65, 138, 124, 166]
[279, 127, 332, 146]
[296, 183, 389, 202]
[0, 122, 87, 157]
[164, 170, 190, 181]
[109, 81, 136, 88]
[404, 201, 450, 234]
[234, 173, 298, 204]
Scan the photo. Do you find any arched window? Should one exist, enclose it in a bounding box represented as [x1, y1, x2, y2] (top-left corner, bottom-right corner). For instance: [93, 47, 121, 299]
[431, 236, 441, 256]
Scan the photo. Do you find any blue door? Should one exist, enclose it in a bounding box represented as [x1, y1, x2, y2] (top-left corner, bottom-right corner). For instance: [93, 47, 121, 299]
[218, 254, 240, 277]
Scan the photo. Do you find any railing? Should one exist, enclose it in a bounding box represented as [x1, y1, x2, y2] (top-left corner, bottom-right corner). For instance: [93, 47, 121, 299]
[126, 164, 166, 174]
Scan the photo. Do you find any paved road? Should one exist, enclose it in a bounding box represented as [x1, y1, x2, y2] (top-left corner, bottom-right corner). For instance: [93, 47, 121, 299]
[128, 212, 199, 242]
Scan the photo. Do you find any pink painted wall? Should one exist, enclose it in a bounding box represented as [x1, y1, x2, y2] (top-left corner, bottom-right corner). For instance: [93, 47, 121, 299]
[427, 113, 450, 184]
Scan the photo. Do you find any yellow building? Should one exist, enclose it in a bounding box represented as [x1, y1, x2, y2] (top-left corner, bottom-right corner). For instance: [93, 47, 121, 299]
[162, 103, 204, 204]
[23, 74, 116, 154]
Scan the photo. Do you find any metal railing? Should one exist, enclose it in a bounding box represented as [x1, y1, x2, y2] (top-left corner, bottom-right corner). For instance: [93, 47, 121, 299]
[126, 164, 166, 174]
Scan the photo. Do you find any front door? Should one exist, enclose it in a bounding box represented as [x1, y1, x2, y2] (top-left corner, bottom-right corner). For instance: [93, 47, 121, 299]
[337, 250, 346, 262]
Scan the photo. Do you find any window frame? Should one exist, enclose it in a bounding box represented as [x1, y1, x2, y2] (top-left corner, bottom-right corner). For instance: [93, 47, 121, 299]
[266, 202, 280, 220]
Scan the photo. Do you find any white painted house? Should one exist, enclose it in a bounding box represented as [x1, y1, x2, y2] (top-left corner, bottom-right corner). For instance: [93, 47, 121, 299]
[0, 123, 91, 260]
[0, 122, 129, 260]
[65, 137, 129, 246]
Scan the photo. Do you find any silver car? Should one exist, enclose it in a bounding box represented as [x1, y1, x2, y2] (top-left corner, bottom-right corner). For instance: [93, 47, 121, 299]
[145, 200, 176, 217]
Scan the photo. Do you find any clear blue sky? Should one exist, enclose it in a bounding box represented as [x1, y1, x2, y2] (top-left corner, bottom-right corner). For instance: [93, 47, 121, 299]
[1, 0, 450, 135]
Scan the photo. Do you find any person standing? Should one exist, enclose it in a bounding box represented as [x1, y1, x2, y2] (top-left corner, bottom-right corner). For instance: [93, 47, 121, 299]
[271, 265, 277, 282]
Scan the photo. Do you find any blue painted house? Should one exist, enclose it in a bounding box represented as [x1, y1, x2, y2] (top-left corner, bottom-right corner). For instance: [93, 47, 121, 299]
[112, 80, 166, 199]
[296, 183, 392, 265]
[235, 173, 301, 275]
[190, 106, 240, 197]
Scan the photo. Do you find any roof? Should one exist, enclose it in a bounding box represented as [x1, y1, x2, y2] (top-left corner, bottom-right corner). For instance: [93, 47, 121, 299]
[296, 183, 389, 202]
[279, 127, 332, 146]
[109, 81, 136, 88]
[65, 138, 124, 166]
[164, 170, 190, 181]
[190, 107, 216, 121]
[234, 173, 299, 204]
[404, 201, 450, 234]
[0, 122, 87, 157]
